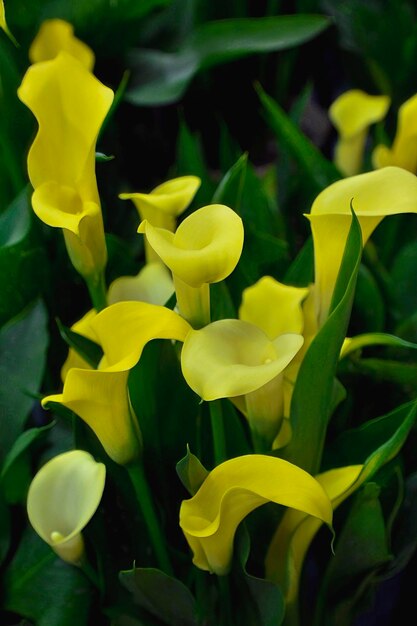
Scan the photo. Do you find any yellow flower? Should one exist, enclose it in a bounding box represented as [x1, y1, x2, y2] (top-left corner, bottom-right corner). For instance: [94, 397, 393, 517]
[329, 90, 390, 176]
[44, 302, 191, 465]
[373, 92, 417, 173]
[18, 52, 113, 283]
[29, 19, 94, 69]
[307, 166, 417, 325]
[181, 319, 303, 444]
[27, 450, 105, 564]
[265, 464, 362, 605]
[120, 176, 200, 262]
[139, 204, 244, 327]
[179, 454, 333, 575]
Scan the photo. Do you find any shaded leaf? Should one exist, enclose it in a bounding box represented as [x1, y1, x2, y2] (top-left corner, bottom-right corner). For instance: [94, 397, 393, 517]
[56, 318, 103, 369]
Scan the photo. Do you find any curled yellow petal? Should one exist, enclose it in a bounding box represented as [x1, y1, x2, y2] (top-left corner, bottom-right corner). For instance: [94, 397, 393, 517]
[239, 276, 309, 339]
[18, 52, 113, 279]
[308, 166, 417, 323]
[179, 454, 333, 575]
[181, 319, 303, 401]
[29, 19, 94, 70]
[43, 370, 140, 466]
[373, 92, 417, 173]
[329, 90, 390, 176]
[265, 465, 362, 604]
[120, 175, 201, 227]
[138, 204, 244, 288]
[27, 450, 105, 564]
[108, 263, 174, 306]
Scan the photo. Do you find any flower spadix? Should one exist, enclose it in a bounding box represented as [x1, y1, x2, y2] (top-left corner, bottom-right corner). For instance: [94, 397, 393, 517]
[181, 319, 303, 443]
[29, 19, 94, 69]
[308, 166, 417, 324]
[18, 52, 113, 284]
[27, 450, 105, 564]
[139, 204, 244, 327]
[44, 302, 190, 465]
[179, 454, 333, 575]
[329, 90, 390, 176]
[373, 92, 417, 173]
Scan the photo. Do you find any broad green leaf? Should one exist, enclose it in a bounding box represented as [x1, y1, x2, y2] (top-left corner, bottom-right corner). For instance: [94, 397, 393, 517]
[231, 526, 285, 626]
[1, 423, 54, 503]
[391, 239, 417, 318]
[348, 358, 417, 391]
[256, 84, 341, 195]
[56, 318, 103, 369]
[119, 567, 198, 626]
[351, 264, 385, 332]
[0, 486, 10, 565]
[3, 529, 92, 626]
[127, 15, 330, 105]
[212, 153, 248, 209]
[282, 212, 362, 474]
[0, 301, 49, 461]
[0, 189, 46, 326]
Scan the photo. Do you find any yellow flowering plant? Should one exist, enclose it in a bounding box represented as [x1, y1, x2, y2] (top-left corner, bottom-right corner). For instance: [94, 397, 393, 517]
[2, 6, 417, 626]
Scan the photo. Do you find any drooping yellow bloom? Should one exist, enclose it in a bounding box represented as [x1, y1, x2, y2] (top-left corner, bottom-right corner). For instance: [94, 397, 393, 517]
[373, 92, 417, 173]
[329, 90, 390, 176]
[179, 454, 333, 575]
[265, 464, 362, 605]
[120, 176, 201, 262]
[139, 204, 244, 327]
[18, 53, 113, 284]
[44, 302, 191, 465]
[27, 450, 105, 564]
[181, 319, 303, 444]
[307, 166, 417, 325]
[29, 19, 95, 69]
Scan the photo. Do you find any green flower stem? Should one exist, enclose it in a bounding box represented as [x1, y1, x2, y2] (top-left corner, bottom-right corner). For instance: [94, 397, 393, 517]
[218, 574, 233, 626]
[80, 556, 102, 591]
[173, 275, 210, 328]
[127, 462, 173, 575]
[209, 400, 227, 465]
[86, 271, 108, 312]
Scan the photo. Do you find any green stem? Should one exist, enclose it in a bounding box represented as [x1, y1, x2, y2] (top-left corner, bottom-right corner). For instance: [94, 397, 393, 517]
[209, 400, 227, 465]
[127, 462, 173, 575]
[86, 271, 108, 312]
[218, 575, 233, 626]
[80, 557, 102, 591]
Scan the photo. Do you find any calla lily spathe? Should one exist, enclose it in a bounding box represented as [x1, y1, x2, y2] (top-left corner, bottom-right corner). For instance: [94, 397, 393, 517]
[181, 319, 303, 444]
[329, 90, 390, 176]
[27, 450, 105, 564]
[139, 204, 244, 327]
[120, 176, 201, 262]
[18, 52, 113, 283]
[44, 302, 191, 465]
[29, 19, 95, 69]
[373, 92, 417, 173]
[307, 166, 417, 325]
[179, 454, 333, 575]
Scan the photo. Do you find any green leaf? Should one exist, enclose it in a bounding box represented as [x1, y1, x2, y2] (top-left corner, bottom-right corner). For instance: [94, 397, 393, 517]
[231, 526, 285, 626]
[391, 240, 417, 318]
[176, 446, 209, 495]
[0, 189, 46, 326]
[212, 153, 248, 209]
[351, 264, 385, 332]
[119, 567, 198, 626]
[175, 119, 215, 206]
[56, 318, 103, 369]
[256, 83, 341, 194]
[0, 486, 10, 565]
[282, 211, 362, 474]
[3, 529, 92, 626]
[0, 301, 49, 461]
[1, 423, 54, 504]
[127, 15, 330, 105]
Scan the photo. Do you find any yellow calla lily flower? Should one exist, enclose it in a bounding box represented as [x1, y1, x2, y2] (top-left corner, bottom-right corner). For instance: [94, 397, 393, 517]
[107, 262, 174, 306]
[18, 52, 113, 289]
[373, 92, 417, 173]
[139, 204, 244, 326]
[120, 176, 201, 262]
[329, 90, 390, 176]
[44, 302, 191, 465]
[181, 319, 303, 444]
[29, 19, 94, 69]
[27, 450, 105, 564]
[308, 166, 417, 325]
[179, 454, 333, 575]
